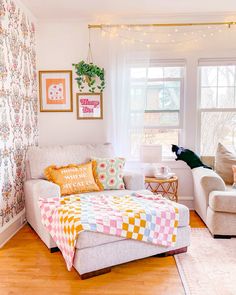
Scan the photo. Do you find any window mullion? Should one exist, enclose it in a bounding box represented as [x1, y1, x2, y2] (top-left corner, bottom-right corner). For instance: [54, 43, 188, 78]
[234, 65, 236, 107]
[216, 66, 219, 108]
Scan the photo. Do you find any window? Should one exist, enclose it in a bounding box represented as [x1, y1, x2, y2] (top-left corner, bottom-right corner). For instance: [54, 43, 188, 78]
[129, 62, 185, 158]
[199, 60, 236, 156]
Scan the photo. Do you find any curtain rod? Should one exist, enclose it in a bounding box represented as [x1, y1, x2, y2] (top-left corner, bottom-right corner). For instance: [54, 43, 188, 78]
[88, 21, 236, 29]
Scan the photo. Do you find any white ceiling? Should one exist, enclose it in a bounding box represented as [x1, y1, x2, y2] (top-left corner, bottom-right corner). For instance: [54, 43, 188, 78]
[20, 0, 236, 20]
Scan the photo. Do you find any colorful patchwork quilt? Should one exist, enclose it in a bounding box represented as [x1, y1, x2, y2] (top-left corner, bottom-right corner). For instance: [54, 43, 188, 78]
[39, 194, 179, 270]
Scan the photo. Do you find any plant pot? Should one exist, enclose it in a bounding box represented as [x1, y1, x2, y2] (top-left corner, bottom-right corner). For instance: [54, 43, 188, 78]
[83, 75, 90, 84]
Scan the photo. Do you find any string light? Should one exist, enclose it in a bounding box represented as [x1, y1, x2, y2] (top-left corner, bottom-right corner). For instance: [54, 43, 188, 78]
[98, 22, 236, 48]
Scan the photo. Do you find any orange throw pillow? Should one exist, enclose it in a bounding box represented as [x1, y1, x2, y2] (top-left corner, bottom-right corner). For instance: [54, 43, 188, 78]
[44, 162, 101, 196]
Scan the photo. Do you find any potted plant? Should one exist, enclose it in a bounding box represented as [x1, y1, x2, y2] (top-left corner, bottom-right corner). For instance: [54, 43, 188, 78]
[72, 61, 105, 93]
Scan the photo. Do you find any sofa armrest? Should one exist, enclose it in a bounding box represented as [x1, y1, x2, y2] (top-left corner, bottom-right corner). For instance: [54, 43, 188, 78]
[24, 179, 59, 249]
[192, 167, 226, 222]
[123, 171, 145, 190]
[192, 167, 226, 198]
[24, 179, 61, 199]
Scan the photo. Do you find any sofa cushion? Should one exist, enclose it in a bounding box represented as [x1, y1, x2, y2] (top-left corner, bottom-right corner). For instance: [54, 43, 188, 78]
[215, 143, 236, 184]
[76, 231, 125, 250]
[75, 199, 189, 250]
[209, 191, 236, 214]
[27, 143, 114, 179]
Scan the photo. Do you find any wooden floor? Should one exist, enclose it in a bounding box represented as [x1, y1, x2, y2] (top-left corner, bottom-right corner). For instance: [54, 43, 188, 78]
[0, 211, 205, 295]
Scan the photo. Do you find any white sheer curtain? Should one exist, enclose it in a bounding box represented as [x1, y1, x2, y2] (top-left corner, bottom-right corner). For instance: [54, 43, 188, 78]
[108, 43, 150, 159]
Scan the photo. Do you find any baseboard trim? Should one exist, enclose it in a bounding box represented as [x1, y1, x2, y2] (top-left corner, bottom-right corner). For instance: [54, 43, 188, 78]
[178, 196, 194, 210]
[0, 210, 26, 248]
[178, 196, 194, 201]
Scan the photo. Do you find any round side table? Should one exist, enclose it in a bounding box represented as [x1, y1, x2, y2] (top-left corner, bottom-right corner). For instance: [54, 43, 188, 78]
[145, 176, 178, 202]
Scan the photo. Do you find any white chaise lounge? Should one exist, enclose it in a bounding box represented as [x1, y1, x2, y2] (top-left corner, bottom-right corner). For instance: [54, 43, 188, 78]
[24, 143, 190, 279]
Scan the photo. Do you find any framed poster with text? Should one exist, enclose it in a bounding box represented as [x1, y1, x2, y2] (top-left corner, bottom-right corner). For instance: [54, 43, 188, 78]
[39, 70, 73, 112]
[76, 93, 103, 120]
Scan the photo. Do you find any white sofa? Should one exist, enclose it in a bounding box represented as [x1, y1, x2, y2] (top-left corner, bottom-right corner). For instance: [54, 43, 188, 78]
[192, 167, 236, 238]
[24, 143, 190, 279]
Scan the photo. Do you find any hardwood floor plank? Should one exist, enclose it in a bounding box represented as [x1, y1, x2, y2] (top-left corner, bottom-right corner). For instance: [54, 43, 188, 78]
[190, 210, 206, 228]
[0, 210, 205, 295]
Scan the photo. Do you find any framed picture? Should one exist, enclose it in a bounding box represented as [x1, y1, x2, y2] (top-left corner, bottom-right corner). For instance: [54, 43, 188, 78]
[76, 93, 103, 120]
[39, 70, 73, 112]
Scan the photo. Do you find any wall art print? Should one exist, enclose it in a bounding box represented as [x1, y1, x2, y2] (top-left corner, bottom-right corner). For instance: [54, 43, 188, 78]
[39, 70, 73, 112]
[0, 0, 38, 228]
[76, 93, 103, 120]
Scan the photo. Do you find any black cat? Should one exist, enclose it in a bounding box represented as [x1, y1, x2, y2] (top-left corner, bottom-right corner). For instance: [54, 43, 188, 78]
[172, 144, 212, 169]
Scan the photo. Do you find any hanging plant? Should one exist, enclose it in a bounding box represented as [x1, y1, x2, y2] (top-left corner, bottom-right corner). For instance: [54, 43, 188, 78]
[72, 61, 105, 93]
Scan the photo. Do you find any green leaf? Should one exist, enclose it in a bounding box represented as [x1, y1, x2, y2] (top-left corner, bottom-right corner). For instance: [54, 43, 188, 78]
[73, 60, 106, 92]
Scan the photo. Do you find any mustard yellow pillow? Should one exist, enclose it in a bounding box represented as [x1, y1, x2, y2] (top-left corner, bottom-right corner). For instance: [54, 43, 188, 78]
[44, 162, 101, 196]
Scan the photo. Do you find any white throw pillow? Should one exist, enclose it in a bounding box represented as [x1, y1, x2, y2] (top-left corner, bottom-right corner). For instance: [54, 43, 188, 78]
[215, 143, 236, 184]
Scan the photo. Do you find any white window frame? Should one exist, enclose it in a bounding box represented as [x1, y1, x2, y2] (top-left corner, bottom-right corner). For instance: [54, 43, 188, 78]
[197, 58, 236, 155]
[129, 59, 186, 159]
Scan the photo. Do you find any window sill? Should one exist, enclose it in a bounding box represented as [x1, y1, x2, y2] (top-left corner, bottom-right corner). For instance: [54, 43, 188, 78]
[126, 159, 190, 169]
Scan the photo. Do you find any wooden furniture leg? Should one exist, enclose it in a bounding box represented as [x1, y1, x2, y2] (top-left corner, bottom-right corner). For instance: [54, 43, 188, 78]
[50, 247, 60, 253]
[213, 235, 232, 239]
[154, 246, 188, 257]
[79, 267, 111, 280]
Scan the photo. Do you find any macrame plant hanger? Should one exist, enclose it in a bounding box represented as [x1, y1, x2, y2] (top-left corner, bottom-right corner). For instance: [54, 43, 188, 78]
[87, 28, 93, 64]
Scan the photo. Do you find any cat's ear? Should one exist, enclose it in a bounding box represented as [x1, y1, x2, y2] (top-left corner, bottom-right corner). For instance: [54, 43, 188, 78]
[171, 144, 179, 153]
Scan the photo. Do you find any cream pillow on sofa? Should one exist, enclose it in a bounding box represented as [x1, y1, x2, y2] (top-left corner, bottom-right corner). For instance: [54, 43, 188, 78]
[215, 143, 236, 184]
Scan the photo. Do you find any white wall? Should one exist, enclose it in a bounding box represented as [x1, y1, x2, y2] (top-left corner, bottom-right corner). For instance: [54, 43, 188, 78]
[36, 17, 236, 206]
[36, 20, 110, 146]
